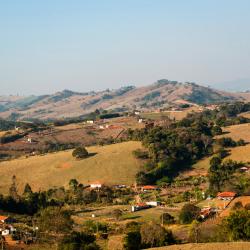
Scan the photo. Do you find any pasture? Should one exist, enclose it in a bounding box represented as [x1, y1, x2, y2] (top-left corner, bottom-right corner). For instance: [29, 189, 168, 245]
[0, 141, 142, 194]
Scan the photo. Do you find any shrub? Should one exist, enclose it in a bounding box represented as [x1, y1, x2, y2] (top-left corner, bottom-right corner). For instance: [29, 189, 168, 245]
[160, 213, 175, 225]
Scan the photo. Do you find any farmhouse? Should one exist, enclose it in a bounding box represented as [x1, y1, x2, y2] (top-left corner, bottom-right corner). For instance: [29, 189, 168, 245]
[240, 166, 250, 173]
[199, 207, 213, 220]
[90, 181, 102, 189]
[145, 201, 161, 207]
[131, 203, 150, 212]
[86, 120, 94, 124]
[217, 191, 236, 201]
[0, 216, 14, 224]
[141, 185, 159, 192]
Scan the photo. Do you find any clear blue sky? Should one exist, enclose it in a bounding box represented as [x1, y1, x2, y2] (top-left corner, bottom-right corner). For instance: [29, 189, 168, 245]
[1, 0, 250, 95]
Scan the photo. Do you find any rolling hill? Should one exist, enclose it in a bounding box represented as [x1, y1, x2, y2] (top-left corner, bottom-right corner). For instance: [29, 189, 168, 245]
[0, 141, 142, 194]
[1, 79, 250, 120]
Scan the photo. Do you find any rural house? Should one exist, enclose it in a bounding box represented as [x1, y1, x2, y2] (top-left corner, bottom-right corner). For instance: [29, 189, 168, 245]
[0, 216, 14, 224]
[131, 203, 150, 212]
[90, 181, 102, 189]
[217, 192, 236, 201]
[141, 185, 159, 192]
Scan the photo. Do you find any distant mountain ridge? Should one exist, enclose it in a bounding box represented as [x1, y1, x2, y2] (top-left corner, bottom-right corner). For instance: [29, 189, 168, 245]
[0, 79, 250, 120]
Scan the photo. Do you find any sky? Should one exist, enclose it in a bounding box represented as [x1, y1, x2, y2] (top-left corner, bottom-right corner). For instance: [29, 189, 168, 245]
[0, 0, 250, 95]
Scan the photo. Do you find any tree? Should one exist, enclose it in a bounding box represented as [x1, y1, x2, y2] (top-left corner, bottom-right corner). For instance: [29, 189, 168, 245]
[124, 231, 141, 250]
[72, 147, 89, 159]
[188, 220, 201, 243]
[140, 222, 175, 248]
[160, 213, 175, 225]
[179, 204, 200, 224]
[69, 179, 79, 191]
[222, 210, 250, 241]
[38, 207, 73, 234]
[58, 231, 99, 250]
[9, 175, 20, 201]
[212, 125, 222, 135]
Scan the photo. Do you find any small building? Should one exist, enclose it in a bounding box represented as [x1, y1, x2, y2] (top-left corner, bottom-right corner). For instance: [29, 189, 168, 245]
[131, 203, 150, 212]
[141, 185, 159, 192]
[1, 229, 9, 236]
[27, 137, 32, 143]
[145, 201, 161, 207]
[199, 207, 212, 220]
[217, 192, 236, 201]
[0, 216, 14, 224]
[86, 120, 94, 124]
[90, 181, 102, 189]
[240, 166, 250, 173]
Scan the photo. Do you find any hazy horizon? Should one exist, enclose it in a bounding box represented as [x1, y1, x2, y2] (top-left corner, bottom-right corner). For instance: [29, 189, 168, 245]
[1, 0, 250, 95]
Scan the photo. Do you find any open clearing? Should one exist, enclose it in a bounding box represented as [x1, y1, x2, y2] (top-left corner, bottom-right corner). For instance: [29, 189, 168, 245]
[151, 242, 250, 250]
[0, 141, 142, 194]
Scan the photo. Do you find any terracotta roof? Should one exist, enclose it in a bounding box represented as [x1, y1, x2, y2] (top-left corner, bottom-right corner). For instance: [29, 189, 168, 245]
[217, 192, 236, 197]
[0, 216, 9, 221]
[142, 185, 158, 190]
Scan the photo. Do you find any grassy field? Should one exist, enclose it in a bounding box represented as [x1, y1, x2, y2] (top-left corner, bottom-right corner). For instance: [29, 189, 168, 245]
[190, 144, 250, 175]
[140, 107, 202, 121]
[0, 141, 142, 194]
[151, 242, 250, 250]
[219, 123, 250, 142]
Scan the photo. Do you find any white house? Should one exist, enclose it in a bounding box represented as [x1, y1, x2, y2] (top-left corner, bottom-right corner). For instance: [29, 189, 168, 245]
[86, 120, 94, 124]
[1, 229, 9, 236]
[90, 182, 102, 189]
[145, 201, 161, 207]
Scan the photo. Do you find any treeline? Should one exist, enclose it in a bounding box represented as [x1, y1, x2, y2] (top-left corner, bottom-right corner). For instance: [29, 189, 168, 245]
[128, 121, 214, 185]
[0, 177, 133, 215]
[53, 109, 121, 126]
[181, 102, 250, 127]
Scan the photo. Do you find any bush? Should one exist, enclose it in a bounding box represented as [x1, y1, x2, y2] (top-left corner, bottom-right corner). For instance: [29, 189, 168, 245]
[140, 222, 175, 248]
[222, 210, 250, 241]
[124, 231, 141, 250]
[58, 231, 99, 250]
[179, 204, 201, 224]
[160, 213, 175, 225]
[72, 147, 89, 159]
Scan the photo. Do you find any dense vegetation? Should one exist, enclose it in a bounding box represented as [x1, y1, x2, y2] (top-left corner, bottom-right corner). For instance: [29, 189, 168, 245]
[128, 121, 213, 185]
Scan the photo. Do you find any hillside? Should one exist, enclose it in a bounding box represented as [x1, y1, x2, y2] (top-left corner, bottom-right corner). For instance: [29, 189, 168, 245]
[151, 242, 250, 250]
[0, 141, 142, 194]
[1, 80, 250, 120]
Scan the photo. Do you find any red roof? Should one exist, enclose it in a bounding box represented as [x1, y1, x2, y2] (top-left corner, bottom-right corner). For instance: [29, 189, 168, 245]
[142, 185, 157, 190]
[217, 192, 236, 198]
[0, 216, 9, 221]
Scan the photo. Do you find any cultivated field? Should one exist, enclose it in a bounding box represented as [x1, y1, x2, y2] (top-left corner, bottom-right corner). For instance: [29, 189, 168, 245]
[151, 242, 250, 250]
[0, 141, 142, 194]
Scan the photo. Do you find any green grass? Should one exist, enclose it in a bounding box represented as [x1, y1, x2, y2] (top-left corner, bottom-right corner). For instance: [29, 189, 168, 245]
[0, 141, 142, 194]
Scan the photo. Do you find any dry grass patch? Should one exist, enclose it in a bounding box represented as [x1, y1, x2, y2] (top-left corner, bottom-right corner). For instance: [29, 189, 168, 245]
[0, 141, 142, 194]
[151, 242, 250, 250]
[220, 196, 250, 217]
[218, 123, 250, 142]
